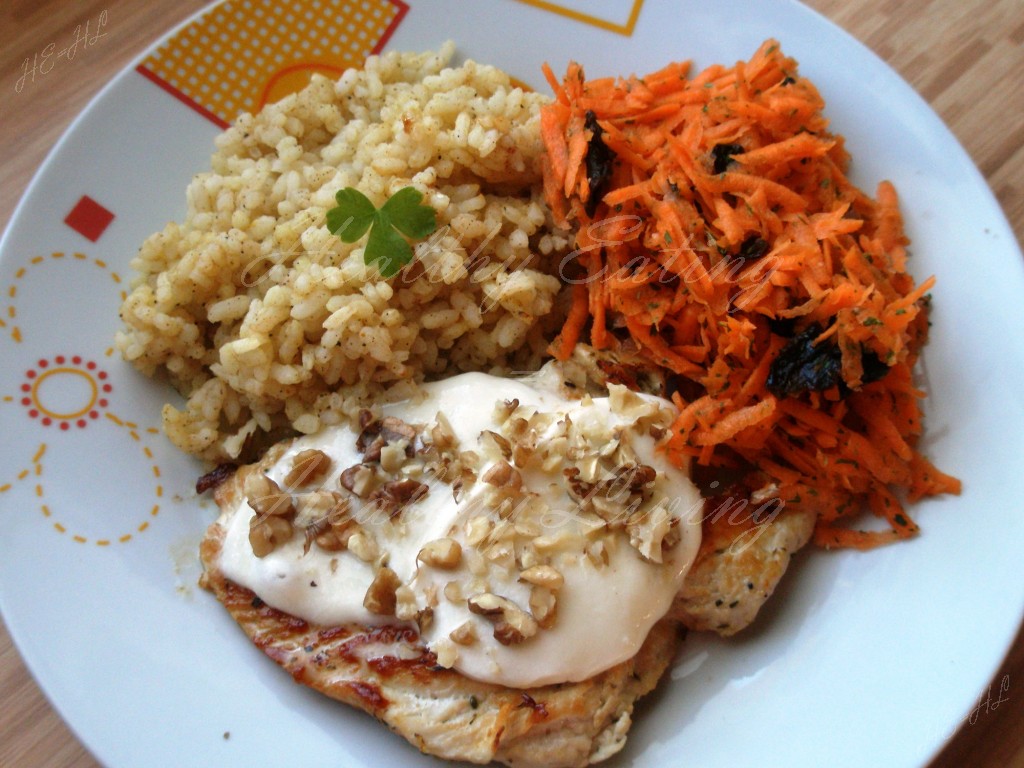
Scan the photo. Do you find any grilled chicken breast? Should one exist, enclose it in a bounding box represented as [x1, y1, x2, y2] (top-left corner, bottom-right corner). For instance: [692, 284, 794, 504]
[198, 349, 813, 764]
[670, 506, 815, 635]
[200, 472, 682, 768]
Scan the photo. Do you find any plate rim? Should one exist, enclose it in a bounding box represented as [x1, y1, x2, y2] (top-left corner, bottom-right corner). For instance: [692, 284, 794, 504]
[1, 1, 1022, 767]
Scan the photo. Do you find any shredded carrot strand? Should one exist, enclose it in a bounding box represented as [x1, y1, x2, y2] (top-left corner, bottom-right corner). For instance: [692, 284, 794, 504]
[540, 39, 959, 549]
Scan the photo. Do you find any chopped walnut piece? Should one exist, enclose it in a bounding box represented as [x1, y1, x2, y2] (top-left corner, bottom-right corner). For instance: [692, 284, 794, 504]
[443, 580, 464, 604]
[565, 462, 657, 526]
[506, 415, 539, 469]
[585, 539, 610, 568]
[575, 454, 601, 485]
[450, 464, 472, 502]
[417, 538, 462, 569]
[379, 441, 410, 473]
[492, 398, 520, 425]
[433, 637, 458, 668]
[539, 436, 568, 473]
[422, 584, 440, 609]
[483, 539, 515, 570]
[464, 516, 493, 547]
[480, 430, 512, 460]
[620, 463, 658, 491]
[283, 449, 332, 489]
[394, 585, 419, 621]
[303, 517, 332, 554]
[358, 416, 418, 463]
[511, 443, 534, 469]
[598, 436, 621, 459]
[662, 516, 682, 551]
[463, 547, 488, 577]
[627, 505, 673, 563]
[416, 607, 434, 633]
[306, 495, 356, 553]
[513, 517, 542, 538]
[467, 592, 508, 617]
[481, 460, 522, 490]
[449, 621, 478, 646]
[519, 565, 564, 590]
[243, 473, 296, 521]
[428, 412, 458, 450]
[296, 489, 338, 522]
[368, 478, 429, 519]
[339, 463, 377, 498]
[494, 611, 539, 646]
[519, 546, 541, 570]
[363, 566, 401, 615]
[607, 384, 664, 425]
[326, 494, 350, 522]
[533, 530, 574, 554]
[357, 409, 376, 429]
[506, 416, 530, 441]
[529, 586, 558, 629]
[467, 593, 538, 645]
[347, 531, 378, 563]
[248, 514, 293, 558]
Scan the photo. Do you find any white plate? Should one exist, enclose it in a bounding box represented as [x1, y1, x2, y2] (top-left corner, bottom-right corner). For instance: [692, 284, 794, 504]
[2, 1, 1022, 767]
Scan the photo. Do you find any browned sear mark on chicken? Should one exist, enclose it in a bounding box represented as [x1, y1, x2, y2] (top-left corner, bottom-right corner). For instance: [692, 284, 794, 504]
[347, 681, 388, 711]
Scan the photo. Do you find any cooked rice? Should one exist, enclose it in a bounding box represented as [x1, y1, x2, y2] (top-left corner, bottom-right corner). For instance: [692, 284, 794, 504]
[117, 44, 572, 462]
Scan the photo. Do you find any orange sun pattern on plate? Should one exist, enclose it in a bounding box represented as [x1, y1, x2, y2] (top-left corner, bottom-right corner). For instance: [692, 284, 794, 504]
[0, 239, 165, 545]
[137, 0, 410, 128]
[0, 354, 166, 547]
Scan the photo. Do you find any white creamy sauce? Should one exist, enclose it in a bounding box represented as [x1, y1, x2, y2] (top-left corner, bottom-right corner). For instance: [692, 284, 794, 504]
[217, 370, 702, 688]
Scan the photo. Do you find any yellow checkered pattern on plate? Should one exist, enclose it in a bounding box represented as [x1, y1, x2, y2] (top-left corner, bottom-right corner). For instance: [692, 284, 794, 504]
[140, 0, 406, 125]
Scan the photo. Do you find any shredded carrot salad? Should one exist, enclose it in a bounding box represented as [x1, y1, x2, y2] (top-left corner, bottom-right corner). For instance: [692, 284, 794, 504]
[540, 40, 960, 549]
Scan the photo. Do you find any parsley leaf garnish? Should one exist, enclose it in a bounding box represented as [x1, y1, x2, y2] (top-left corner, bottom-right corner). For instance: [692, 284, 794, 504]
[326, 186, 437, 278]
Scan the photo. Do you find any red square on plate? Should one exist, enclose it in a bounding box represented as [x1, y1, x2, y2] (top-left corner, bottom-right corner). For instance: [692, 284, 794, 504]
[64, 195, 115, 242]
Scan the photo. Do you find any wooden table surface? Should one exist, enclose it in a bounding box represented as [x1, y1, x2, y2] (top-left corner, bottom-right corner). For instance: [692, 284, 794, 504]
[1, 1, 1021, 766]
